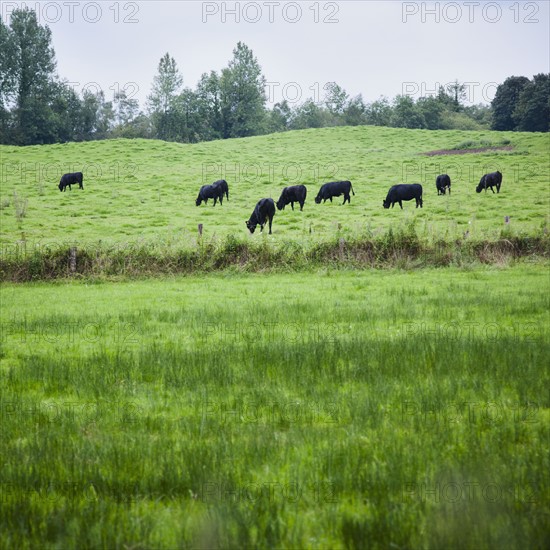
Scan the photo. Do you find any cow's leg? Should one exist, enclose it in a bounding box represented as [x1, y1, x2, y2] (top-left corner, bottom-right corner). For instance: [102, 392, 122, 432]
[399, 201, 403, 209]
[291, 202, 294, 210]
[300, 201, 304, 211]
[268, 216, 272, 234]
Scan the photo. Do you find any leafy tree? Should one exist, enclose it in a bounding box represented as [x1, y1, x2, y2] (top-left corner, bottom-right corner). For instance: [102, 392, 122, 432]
[324, 82, 349, 116]
[220, 42, 267, 138]
[289, 99, 330, 129]
[147, 53, 184, 140]
[416, 96, 444, 130]
[77, 90, 114, 140]
[491, 76, 530, 130]
[391, 95, 426, 129]
[0, 19, 16, 141]
[195, 71, 223, 141]
[177, 87, 203, 142]
[463, 104, 492, 129]
[445, 80, 467, 111]
[8, 8, 57, 144]
[50, 81, 83, 142]
[114, 90, 139, 127]
[513, 73, 550, 132]
[365, 97, 392, 126]
[343, 95, 367, 126]
[147, 53, 183, 114]
[268, 100, 291, 133]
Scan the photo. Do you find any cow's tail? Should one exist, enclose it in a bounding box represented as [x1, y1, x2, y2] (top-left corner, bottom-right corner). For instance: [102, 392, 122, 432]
[350, 182, 355, 196]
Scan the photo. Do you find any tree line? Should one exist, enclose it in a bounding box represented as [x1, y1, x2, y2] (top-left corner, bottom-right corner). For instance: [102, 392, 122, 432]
[0, 8, 548, 146]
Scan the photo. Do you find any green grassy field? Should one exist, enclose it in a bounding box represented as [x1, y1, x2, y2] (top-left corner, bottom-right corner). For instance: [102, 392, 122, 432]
[1, 127, 548, 547]
[1, 126, 549, 250]
[1, 266, 548, 548]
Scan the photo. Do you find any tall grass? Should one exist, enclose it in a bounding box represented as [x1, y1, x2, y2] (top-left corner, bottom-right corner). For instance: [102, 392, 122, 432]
[1, 267, 548, 548]
[1, 224, 548, 281]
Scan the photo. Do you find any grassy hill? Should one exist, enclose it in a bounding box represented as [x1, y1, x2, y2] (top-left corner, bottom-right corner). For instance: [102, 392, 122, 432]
[1, 126, 549, 250]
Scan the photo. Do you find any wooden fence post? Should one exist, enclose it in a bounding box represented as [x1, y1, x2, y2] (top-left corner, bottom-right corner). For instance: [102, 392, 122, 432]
[69, 247, 77, 274]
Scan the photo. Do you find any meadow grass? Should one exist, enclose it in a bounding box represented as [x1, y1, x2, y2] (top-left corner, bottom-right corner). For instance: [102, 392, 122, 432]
[1, 126, 549, 252]
[1, 266, 548, 548]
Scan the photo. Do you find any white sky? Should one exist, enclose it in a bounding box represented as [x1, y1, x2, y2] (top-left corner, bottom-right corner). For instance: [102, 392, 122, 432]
[2, 1, 549, 110]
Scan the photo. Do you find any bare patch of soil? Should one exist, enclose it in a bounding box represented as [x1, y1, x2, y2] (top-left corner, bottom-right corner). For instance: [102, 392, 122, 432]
[422, 146, 514, 156]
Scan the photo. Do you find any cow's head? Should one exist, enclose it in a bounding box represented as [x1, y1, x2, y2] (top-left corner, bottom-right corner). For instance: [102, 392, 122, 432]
[58, 181, 63, 191]
[276, 198, 285, 211]
[383, 200, 390, 209]
[246, 220, 257, 234]
[195, 196, 203, 206]
[314, 195, 322, 204]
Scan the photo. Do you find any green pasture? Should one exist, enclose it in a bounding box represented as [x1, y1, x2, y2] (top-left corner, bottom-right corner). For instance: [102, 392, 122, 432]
[1, 266, 548, 548]
[1, 126, 549, 249]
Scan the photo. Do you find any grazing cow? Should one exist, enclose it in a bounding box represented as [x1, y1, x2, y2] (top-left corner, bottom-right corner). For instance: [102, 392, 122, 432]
[476, 171, 502, 193]
[212, 179, 229, 201]
[246, 198, 275, 234]
[276, 184, 307, 211]
[196, 183, 224, 206]
[59, 172, 84, 192]
[436, 174, 451, 195]
[383, 184, 423, 209]
[314, 180, 355, 204]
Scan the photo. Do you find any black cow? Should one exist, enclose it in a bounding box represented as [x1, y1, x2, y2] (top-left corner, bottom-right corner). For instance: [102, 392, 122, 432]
[476, 171, 502, 193]
[196, 183, 224, 206]
[212, 179, 229, 201]
[276, 184, 307, 211]
[59, 172, 84, 192]
[436, 174, 451, 195]
[246, 198, 275, 234]
[383, 184, 423, 209]
[315, 180, 355, 204]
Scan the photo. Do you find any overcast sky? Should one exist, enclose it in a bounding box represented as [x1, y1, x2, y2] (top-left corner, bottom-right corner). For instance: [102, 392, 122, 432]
[2, 1, 548, 110]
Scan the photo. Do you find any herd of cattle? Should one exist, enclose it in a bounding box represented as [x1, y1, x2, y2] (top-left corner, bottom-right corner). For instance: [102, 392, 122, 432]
[58, 170, 503, 235]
